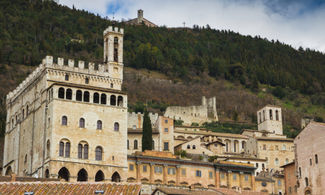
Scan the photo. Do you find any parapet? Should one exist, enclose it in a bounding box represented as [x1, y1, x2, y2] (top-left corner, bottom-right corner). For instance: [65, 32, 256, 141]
[103, 26, 124, 36]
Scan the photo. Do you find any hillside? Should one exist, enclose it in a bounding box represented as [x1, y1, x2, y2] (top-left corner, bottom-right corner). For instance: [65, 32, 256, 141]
[0, 0, 325, 137]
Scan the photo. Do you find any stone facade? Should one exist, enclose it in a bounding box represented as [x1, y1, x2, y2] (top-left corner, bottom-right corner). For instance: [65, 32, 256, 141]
[295, 122, 325, 195]
[3, 26, 128, 182]
[164, 96, 218, 126]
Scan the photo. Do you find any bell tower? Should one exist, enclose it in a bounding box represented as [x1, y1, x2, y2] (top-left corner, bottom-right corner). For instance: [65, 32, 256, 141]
[103, 26, 124, 81]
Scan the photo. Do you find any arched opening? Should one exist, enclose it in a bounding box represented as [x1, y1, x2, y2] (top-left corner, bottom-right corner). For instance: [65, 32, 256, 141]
[101, 94, 107, 104]
[93, 93, 99, 103]
[192, 145, 196, 149]
[187, 145, 190, 149]
[305, 189, 311, 195]
[118, 96, 123, 107]
[95, 170, 105, 182]
[62, 116, 67, 126]
[65, 74, 69, 81]
[58, 167, 70, 181]
[114, 37, 119, 62]
[114, 122, 119, 131]
[110, 95, 116, 106]
[45, 169, 50, 178]
[242, 141, 246, 150]
[95, 146, 103, 161]
[225, 140, 231, 152]
[134, 140, 138, 149]
[76, 90, 82, 101]
[79, 118, 85, 128]
[269, 109, 273, 120]
[66, 88, 72, 100]
[58, 87, 65, 99]
[97, 120, 102, 130]
[65, 142, 70, 157]
[78, 143, 83, 159]
[59, 141, 64, 156]
[83, 91, 90, 102]
[77, 168, 88, 182]
[111, 171, 121, 182]
[84, 144, 89, 159]
[127, 140, 129, 149]
[276, 110, 279, 120]
[5, 166, 12, 176]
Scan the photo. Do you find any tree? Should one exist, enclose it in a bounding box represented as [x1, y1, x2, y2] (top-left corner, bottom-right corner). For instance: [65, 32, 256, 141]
[142, 110, 153, 151]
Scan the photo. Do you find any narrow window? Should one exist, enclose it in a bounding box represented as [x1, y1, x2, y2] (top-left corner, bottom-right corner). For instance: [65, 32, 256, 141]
[95, 146, 103, 160]
[129, 164, 134, 171]
[76, 90, 82, 101]
[65, 74, 69, 81]
[114, 122, 119, 131]
[46, 140, 50, 158]
[83, 91, 90, 102]
[101, 94, 107, 104]
[196, 170, 202, 177]
[26, 105, 29, 116]
[59, 141, 64, 156]
[152, 140, 155, 150]
[245, 175, 248, 181]
[276, 110, 279, 120]
[93, 93, 99, 103]
[85, 77, 89, 84]
[315, 154, 318, 164]
[233, 174, 237, 180]
[164, 142, 169, 151]
[66, 88, 72, 100]
[143, 165, 147, 172]
[165, 119, 168, 124]
[110, 83, 113, 88]
[22, 109, 25, 119]
[299, 167, 301, 177]
[209, 171, 213, 179]
[78, 144, 83, 159]
[58, 87, 65, 99]
[114, 37, 119, 62]
[127, 140, 129, 149]
[84, 144, 88, 159]
[269, 109, 273, 120]
[305, 177, 309, 186]
[79, 118, 85, 128]
[65, 142, 70, 157]
[97, 120, 102, 130]
[275, 158, 279, 165]
[259, 112, 262, 123]
[263, 110, 265, 121]
[62, 116, 67, 126]
[310, 158, 312, 166]
[110, 95, 116, 106]
[134, 140, 138, 149]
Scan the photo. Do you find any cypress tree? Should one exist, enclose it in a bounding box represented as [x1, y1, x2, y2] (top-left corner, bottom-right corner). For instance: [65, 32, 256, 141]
[142, 110, 153, 151]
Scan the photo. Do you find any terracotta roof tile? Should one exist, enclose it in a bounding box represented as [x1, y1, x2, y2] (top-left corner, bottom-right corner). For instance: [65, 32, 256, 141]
[0, 182, 141, 195]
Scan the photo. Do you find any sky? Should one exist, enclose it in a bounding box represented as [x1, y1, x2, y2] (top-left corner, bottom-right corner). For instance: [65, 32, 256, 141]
[59, 0, 325, 52]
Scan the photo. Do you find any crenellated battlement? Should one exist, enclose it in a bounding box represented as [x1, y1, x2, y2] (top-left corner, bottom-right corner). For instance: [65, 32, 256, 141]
[6, 55, 121, 102]
[103, 26, 124, 36]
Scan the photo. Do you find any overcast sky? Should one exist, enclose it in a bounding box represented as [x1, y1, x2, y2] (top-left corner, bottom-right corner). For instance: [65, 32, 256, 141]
[59, 0, 325, 52]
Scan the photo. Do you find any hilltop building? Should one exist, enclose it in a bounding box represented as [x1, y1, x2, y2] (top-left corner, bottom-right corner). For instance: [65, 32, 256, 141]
[164, 96, 218, 126]
[125, 9, 157, 27]
[3, 26, 128, 182]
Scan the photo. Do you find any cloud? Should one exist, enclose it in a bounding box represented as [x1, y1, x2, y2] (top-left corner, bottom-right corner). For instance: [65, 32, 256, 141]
[59, 0, 325, 52]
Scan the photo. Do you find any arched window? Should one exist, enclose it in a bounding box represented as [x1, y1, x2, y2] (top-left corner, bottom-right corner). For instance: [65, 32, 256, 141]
[93, 93, 99, 103]
[22, 109, 25, 119]
[95, 146, 103, 161]
[101, 94, 107, 104]
[269, 109, 273, 120]
[114, 37, 118, 62]
[134, 140, 138, 149]
[259, 112, 262, 123]
[127, 140, 129, 149]
[65, 74, 69, 81]
[78, 144, 83, 159]
[114, 122, 119, 131]
[83, 91, 90, 102]
[118, 96, 123, 107]
[187, 145, 190, 149]
[275, 158, 279, 165]
[76, 90, 82, 101]
[263, 110, 265, 121]
[110, 95, 116, 106]
[26, 105, 29, 116]
[192, 145, 196, 149]
[66, 88, 72, 100]
[111, 83, 114, 88]
[45, 169, 49, 178]
[85, 77, 89, 84]
[62, 116, 67, 126]
[299, 167, 301, 177]
[58, 87, 65, 99]
[59, 141, 64, 157]
[79, 118, 85, 128]
[65, 142, 70, 157]
[275, 110, 279, 120]
[315, 154, 318, 164]
[97, 120, 102, 130]
[305, 177, 309, 186]
[84, 144, 88, 159]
